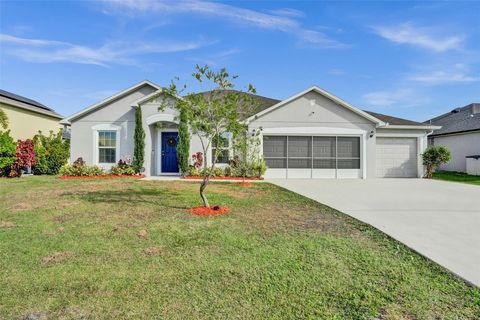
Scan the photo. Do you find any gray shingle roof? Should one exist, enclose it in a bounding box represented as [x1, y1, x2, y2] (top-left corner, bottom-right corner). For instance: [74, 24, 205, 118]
[0, 89, 63, 118]
[424, 103, 480, 136]
[363, 111, 426, 126]
[192, 89, 281, 120]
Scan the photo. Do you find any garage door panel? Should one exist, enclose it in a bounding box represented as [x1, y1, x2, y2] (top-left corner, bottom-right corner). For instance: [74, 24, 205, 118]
[376, 137, 417, 178]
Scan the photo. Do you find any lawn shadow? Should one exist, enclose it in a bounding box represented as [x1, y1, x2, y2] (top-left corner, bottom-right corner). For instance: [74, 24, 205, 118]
[65, 186, 192, 210]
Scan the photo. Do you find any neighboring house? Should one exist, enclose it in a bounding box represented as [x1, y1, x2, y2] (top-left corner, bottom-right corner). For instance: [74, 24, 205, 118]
[425, 103, 480, 173]
[62, 80, 439, 179]
[0, 89, 64, 140]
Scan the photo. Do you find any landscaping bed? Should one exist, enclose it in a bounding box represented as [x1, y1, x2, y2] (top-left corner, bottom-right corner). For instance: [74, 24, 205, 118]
[184, 175, 262, 180]
[0, 176, 478, 319]
[58, 174, 144, 180]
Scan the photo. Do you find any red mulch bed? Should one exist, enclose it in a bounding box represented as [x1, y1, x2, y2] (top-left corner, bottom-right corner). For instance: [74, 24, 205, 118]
[58, 174, 145, 180]
[237, 181, 253, 187]
[187, 205, 230, 216]
[184, 176, 262, 180]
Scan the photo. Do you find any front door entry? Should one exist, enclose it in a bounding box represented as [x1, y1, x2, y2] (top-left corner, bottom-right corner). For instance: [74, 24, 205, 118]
[161, 132, 179, 173]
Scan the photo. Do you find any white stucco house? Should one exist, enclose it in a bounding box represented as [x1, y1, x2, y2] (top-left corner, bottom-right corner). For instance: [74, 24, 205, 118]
[62, 80, 439, 179]
[425, 103, 480, 174]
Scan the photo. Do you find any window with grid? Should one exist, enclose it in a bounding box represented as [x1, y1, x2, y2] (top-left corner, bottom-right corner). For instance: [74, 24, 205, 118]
[98, 131, 117, 163]
[211, 132, 231, 164]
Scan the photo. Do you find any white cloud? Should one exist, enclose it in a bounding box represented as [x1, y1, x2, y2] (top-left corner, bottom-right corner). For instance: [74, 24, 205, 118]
[408, 64, 479, 84]
[373, 22, 463, 52]
[100, 0, 345, 48]
[363, 88, 429, 108]
[0, 33, 210, 66]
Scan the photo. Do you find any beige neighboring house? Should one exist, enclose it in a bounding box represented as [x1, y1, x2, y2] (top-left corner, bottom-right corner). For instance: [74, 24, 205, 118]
[0, 89, 64, 140]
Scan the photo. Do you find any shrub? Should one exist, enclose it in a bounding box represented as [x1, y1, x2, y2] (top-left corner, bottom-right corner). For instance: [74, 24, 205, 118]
[11, 139, 36, 176]
[192, 152, 203, 169]
[177, 110, 190, 175]
[186, 166, 200, 176]
[59, 157, 104, 177]
[33, 130, 70, 175]
[0, 130, 16, 177]
[225, 165, 241, 177]
[248, 157, 267, 178]
[111, 158, 136, 175]
[132, 107, 145, 171]
[422, 146, 452, 178]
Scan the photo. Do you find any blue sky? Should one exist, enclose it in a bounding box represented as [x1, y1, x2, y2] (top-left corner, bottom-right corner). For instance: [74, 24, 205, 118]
[0, 0, 479, 121]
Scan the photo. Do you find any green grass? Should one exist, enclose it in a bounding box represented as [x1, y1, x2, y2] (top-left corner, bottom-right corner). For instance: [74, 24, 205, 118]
[0, 176, 479, 319]
[433, 171, 480, 185]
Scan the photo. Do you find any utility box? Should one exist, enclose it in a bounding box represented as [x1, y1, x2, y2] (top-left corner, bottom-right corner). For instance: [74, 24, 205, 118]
[466, 155, 480, 176]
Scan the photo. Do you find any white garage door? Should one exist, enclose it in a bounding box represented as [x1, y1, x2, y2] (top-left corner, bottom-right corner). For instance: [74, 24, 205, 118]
[376, 137, 418, 178]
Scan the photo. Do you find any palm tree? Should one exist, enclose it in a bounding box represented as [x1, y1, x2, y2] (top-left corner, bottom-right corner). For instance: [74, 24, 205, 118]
[0, 108, 8, 129]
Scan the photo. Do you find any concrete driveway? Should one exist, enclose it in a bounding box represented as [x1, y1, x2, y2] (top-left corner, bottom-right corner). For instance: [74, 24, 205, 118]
[269, 178, 480, 286]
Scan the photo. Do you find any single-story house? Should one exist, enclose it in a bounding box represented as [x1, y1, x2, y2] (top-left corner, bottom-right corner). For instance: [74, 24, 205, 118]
[425, 103, 480, 173]
[62, 80, 439, 179]
[0, 89, 64, 140]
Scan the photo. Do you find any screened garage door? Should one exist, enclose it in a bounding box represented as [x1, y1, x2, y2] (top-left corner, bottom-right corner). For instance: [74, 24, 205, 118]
[376, 137, 417, 178]
[263, 135, 361, 179]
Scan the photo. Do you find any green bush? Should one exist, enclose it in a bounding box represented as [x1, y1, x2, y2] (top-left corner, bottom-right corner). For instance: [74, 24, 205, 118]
[248, 157, 267, 178]
[225, 165, 241, 177]
[422, 146, 452, 178]
[186, 166, 200, 176]
[59, 157, 104, 177]
[33, 130, 70, 175]
[0, 130, 16, 177]
[111, 159, 137, 175]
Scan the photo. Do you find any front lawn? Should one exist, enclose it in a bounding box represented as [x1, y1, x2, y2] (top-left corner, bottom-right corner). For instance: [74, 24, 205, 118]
[433, 171, 480, 185]
[0, 177, 478, 319]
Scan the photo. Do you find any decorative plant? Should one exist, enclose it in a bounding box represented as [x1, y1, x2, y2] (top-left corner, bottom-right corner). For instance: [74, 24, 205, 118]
[0, 108, 8, 129]
[11, 139, 36, 177]
[111, 157, 136, 175]
[159, 65, 259, 208]
[59, 157, 104, 177]
[422, 145, 452, 178]
[132, 106, 145, 172]
[177, 109, 190, 175]
[33, 130, 70, 175]
[0, 129, 16, 176]
[192, 152, 203, 169]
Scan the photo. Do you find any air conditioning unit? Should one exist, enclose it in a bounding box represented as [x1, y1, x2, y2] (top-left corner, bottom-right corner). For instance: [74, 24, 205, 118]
[466, 155, 480, 176]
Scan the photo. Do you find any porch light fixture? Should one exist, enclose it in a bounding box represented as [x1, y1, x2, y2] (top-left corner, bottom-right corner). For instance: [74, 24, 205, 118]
[369, 130, 375, 138]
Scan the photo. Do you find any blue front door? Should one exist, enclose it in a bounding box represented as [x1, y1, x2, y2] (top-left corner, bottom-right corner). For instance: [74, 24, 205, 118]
[161, 132, 179, 173]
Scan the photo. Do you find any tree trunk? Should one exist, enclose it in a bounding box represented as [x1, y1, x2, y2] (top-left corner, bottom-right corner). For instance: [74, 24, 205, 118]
[200, 175, 210, 207]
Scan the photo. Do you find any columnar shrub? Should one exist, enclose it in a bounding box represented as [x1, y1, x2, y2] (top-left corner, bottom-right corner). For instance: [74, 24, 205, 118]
[132, 106, 145, 172]
[177, 109, 190, 175]
[0, 130, 16, 176]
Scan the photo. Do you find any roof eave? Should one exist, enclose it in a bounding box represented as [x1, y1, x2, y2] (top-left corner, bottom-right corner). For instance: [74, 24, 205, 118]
[379, 124, 442, 130]
[64, 80, 161, 122]
[245, 86, 385, 126]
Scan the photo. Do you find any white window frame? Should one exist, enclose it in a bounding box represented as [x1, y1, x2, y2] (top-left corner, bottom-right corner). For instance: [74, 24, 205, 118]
[211, 132, 232, 165]
[92, 124, 121, 166]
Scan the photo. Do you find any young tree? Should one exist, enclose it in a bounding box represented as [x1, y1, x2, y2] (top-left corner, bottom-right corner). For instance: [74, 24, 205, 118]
[0, 108, 8, 129]
[160, 65, 258, 207]
[132, 106, 145, 171]
[422, 145, 452, 178]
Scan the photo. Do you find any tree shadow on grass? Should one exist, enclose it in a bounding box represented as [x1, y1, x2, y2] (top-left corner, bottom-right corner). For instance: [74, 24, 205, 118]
[64, 187, 194, 210]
